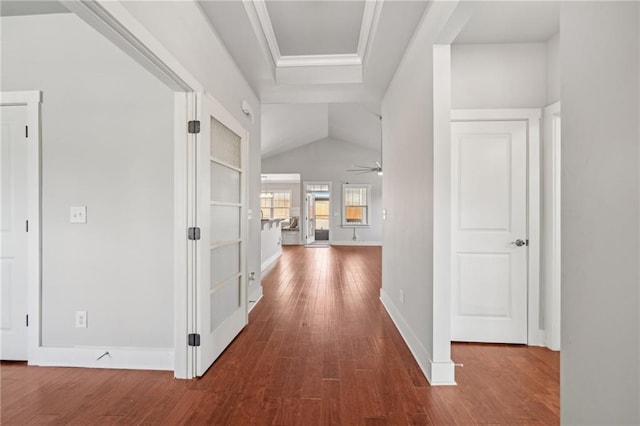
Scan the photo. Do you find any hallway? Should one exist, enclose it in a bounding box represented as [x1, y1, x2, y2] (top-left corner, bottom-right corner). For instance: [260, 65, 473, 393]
[1, 246, 559, 424]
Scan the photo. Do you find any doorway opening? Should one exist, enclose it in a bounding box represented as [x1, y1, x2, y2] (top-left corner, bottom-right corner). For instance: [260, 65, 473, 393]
[304, 182, 331, 247]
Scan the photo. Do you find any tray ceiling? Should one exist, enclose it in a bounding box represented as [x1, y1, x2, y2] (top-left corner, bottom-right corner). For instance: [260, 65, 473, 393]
[199, 0, 429, 103]
[265, 1, 365, 56]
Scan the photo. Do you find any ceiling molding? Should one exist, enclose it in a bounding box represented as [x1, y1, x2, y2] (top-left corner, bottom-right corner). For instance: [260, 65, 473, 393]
[357, 0, 384, 68]
[278, 54, 361, 68]
[242, 0, 278, 79]
[249, 0, 281, 64]
[246, 0, 383, 76]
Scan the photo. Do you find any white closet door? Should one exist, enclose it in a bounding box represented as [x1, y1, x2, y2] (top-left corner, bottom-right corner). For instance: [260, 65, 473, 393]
[0, 105, 29, 360]
[451, 120, 528, 344]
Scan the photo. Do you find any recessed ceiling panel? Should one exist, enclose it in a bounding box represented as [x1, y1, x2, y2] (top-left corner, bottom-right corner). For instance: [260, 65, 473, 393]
[265, 1, 365, 56]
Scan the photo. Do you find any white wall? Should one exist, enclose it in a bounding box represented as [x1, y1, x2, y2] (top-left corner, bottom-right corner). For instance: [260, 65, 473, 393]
[119, 2, 263, 304]
[381, 1, 458, 384]
[260, 221, 282, 272]
[1, 14, 174, 348]
[261, 138, 382, 245]
[451, 43, 547, 109]
[560, 2, 640, 424]
[546, 33, 560, 105]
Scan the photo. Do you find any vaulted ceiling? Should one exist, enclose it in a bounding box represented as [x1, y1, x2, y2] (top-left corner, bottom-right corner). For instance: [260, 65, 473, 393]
[262, 103, 381, 158]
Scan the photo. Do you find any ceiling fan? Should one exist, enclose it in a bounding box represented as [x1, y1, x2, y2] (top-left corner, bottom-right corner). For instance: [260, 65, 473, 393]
[347, 161, 383, 176]
[347, 114, 383, 176]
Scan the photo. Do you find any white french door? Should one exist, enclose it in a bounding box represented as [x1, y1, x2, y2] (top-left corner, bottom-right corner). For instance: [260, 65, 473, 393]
[305, 193, 316, 245]
[191, 94, 248, 377]
[451, 120, 528, 344]
[0, 105, 29, 360]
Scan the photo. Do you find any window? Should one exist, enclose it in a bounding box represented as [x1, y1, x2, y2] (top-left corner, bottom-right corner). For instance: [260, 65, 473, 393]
[342, 184, 370, 227]
[260, 191, 291, 219]
[306, 183, 330, 192]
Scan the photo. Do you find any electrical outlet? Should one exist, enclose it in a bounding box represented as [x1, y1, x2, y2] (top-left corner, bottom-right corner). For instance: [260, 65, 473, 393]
[400, 289, 405, 304]
[70, 206, 87, 224]
[75, 311, 88, 328]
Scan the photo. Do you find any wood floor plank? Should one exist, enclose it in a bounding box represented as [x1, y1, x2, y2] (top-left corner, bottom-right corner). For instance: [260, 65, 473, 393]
[1, 246, 559, 425]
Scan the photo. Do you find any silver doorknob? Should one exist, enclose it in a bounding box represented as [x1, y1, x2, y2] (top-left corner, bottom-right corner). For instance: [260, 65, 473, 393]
[511, 239, 526, 247]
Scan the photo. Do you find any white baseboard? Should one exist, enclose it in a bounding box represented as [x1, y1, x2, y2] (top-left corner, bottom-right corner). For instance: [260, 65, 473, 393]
[33, 346, 174, 371]
[261, 251, 282, 274]
[532, 329, 547, 348]
[330, 241, 382, 247]
[248, 291, 263, 313]
[380, 289, 456, 386]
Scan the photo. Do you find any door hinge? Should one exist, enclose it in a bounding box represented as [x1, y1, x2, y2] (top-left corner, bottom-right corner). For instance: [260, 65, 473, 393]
[25, 125, 29, 138]
[188, 120, 200, 134]
[526, 239, 529, 246]
[188, 333, 201, 347]
[26, 314, 29, 327]
[26, 220, 29, 232]
[188, 227, 201, 241]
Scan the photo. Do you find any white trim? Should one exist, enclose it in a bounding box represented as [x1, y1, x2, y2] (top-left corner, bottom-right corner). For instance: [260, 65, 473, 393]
[248, 293, 263, 313]
[380, 290, 456, 385]
[544, 101, 561, 351]
[1, 91, 42, 367]
[452, 109, 542, 121]
[330, 241, 382, 247]
[450, 109, 543, 347]
[432, 45, 453, 369]
[358, 0, 384, 68]
[35, 347, 173, 371]
[173, 93, 190, 379]
[248, 0, 282, 66]
[261, 251, 282, 273]
[278, 54, 361, 68]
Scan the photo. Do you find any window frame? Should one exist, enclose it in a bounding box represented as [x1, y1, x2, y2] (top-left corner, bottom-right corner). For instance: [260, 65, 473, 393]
[342, 184, 371, 227]
[260, 190, 292, 220]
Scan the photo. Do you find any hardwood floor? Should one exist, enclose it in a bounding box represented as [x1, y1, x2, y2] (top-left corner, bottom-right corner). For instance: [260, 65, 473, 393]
[1, 246, 559, 425]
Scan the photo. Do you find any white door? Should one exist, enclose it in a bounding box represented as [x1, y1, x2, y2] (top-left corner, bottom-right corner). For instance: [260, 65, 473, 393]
[451, 121, 528, 344]
[305, 193, 316, 244]
[1, 105, 29, 360]
[194, 94, 247, 376]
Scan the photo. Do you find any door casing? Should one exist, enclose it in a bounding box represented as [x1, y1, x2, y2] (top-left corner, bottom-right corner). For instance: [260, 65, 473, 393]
[303, 181, 333, 245]
[449, 109, 542, 346]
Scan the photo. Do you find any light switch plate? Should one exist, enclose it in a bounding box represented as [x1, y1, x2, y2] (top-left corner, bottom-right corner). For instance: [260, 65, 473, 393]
[70, 206, 87, 224]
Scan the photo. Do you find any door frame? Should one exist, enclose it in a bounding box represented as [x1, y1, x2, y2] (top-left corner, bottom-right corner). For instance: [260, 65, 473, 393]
[449, 109, 543, 346]
[54, 0, 215, 378]
[543, 101, 561, 351]
[0, 91, 42, 363]
[303, 181, 332, 244]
